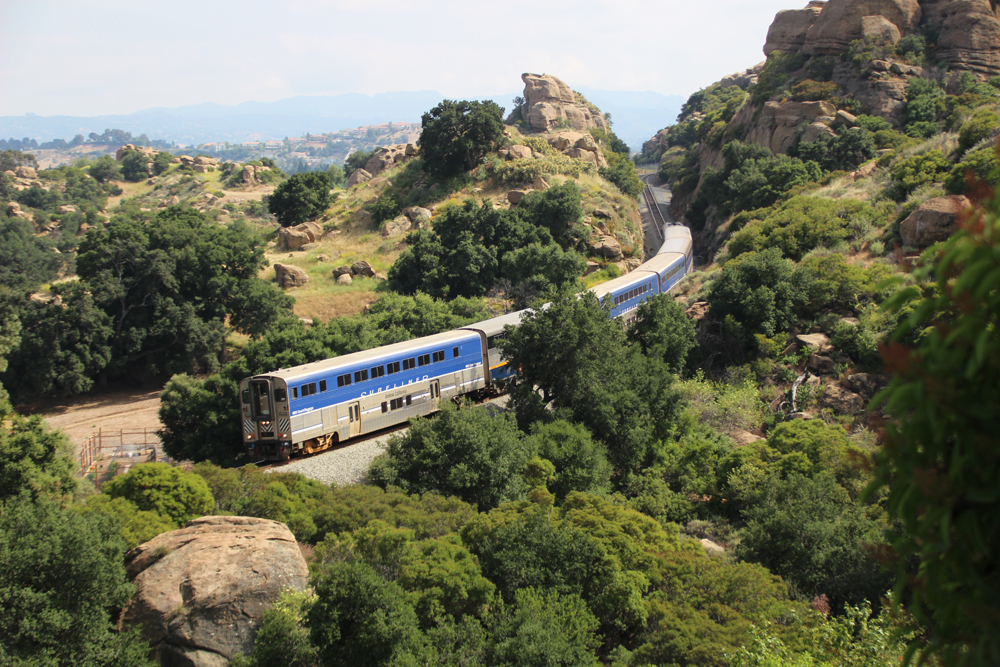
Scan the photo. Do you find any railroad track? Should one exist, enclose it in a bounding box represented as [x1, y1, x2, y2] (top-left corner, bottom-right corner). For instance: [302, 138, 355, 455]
[641, 174, 668, 244]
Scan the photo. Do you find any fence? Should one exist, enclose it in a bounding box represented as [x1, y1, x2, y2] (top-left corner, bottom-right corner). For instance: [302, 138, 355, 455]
[78, 428, 169, 489]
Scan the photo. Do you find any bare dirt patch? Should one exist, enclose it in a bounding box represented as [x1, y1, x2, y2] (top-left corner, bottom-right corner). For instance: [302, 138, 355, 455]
[29, 387, 164, 457]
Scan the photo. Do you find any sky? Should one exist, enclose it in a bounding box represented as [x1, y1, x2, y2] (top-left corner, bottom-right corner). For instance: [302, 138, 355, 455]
[0, 0, 795, 118]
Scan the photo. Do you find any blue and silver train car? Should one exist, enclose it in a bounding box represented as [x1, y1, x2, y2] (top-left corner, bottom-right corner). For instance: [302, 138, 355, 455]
[460, 309, 531, 385]
[239, 329, 485, 460]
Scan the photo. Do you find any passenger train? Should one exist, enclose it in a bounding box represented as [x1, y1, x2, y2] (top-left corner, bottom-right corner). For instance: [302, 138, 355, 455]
[240, 224, 693, 461]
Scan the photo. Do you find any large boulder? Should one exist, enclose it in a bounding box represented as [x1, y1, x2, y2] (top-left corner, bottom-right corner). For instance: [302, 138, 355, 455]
[802, 0, 922, 56]
[351, 260, 376, 277]
[120, 516, 309, 667]
[822, 383, 866, 414]
[347, 168, 372, 187]
[14, 165, 36, 179]
[382, 215, 412, 237]
[900, 195, 971, 248]
[278, 227, 311, 251]
[6, 201, 33, 221]
[516, 73, 609, 133]
[590, 234, 624, 261]
[274, 263, 310, 288]
[364, 145, 409, 176]
[508, 145, 533, 159]
[764, 1, 826, 55]
[402, 206, 432, 223]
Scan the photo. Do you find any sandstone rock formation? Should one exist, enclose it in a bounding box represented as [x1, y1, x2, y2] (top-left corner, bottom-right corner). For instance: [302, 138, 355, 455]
[764, 1, 827, 55]
[515, 73, 609, 133]
[382, 215, 412, 237]
[275, 263, 310, 288]
[934, 0, 1000, 77]
[589, 234, 624, 261]
[744, 100, 837, 155]
[763, 0, 1000, 77]
[545, 132, 608, 168]
[347, 168, 372, 187]
[14, 165, 36, 179]
[121, 516, 309, 667]
[240, 164, 270, 185]
[364, 145, 411, 177]
[351, 260, 376, 277]
[402, 206, 431, 224]
[900, 195, 971, 247]
[278, 220, 322, 251]
[337, 273, 353, 285]
[7, 201, 33, 221]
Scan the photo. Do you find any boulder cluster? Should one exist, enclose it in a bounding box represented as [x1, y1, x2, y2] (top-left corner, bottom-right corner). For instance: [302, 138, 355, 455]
[347, 143, 418, 187]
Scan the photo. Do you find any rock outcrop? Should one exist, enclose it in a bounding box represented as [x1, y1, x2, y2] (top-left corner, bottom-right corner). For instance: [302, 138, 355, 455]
[275, 263, 310, 288]
[515, 73, 609, 133]
[802, 0, 922, 55]
[763, 0, 1000, 77]
[116, 144, 157, 161]
[900, 195, 971, 248]
[933, 0, 1000, 78]
[14, 165, 36, 179]
[347, 168, 372, 187]
[364, 144, 413, 177]
[121, 516, 309, 667]
[278, 221, 322, 251]
[764, 1, 827, 55]
[744, 100, 837, 155]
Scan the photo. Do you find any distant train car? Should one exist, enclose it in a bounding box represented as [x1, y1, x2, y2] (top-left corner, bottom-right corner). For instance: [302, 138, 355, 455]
[242, 223, 694, 461]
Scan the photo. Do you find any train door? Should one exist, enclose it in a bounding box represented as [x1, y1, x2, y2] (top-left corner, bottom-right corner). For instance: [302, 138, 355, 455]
[430, 380, 440, 405]
[349, 401, 362, 437]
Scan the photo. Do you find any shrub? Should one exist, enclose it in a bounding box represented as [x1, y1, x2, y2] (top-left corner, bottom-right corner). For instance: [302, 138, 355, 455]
[796, 128, 876, 172]
[946, 145, 1000, 194]
[958, 107, 1000, 153]
[707, 247, 806, 337]
[790, 79, 840, 102]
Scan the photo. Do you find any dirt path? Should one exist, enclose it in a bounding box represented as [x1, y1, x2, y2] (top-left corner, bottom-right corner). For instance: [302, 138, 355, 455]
[30, 388, 164, 454]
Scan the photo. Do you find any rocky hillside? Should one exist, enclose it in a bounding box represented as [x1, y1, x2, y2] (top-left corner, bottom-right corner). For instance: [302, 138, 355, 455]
[643, 0, 1000, 251]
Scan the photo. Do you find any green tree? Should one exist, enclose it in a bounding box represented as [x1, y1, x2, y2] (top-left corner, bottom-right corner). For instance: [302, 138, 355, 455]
[369, 403, 534, 511]
[419, 99, 505, 178]
[88, 155, 121, 183]
[309, 560, 428, 667]
[737, 473, 890, 613]
[0, 414, 76, 502]
[76, 495, 176, 550]
[2, 282, 112, 403]
[343, 149, 374, 179]
[499, 292, 682, 473]
[231, 589, 319, 667]
[868, 193, 1000, 664]
[0, 218, 66, 290]
[491, 588, 600, 667]
[959, 107, 1000, 153]
[268, 171, 332, 227]
[102, 462, 214, 525]
[515, 181, 586, 251]
[119, 150, 150, 182]
[525, 420, 612, 500]
[707, 247, 806, 337]
[158, 374, 242, 465]
[0, 493, 155, 667]
[626, 293, 697, 372]
[151, 151, 172, 176]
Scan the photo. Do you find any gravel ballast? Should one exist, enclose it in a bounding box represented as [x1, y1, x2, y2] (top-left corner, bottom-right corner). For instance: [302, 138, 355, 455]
[268, 396, 509, 486]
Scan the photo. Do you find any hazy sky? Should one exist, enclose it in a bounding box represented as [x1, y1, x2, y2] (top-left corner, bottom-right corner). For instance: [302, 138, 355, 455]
[0, 0, 794, 117]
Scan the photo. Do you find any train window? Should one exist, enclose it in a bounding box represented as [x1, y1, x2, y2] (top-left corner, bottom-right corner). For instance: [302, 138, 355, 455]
[403, 358, 416, 370]
[453, 347, 459, 357]
[371, 365, 385, 378]
[354, 369, 369, 383]
[241, 389, 251, 405]
[406, 395, 412, 406]
[301, 382, 317, 397]
[387, 361, 401, 374]
[291, 387, 298, 399]
[433, 350, 445, 362]
[381, 402, 388, 413]
[319, 380, 327, 392]
[337, 374, 351, 388]
[418, 354, 430, 367]
[390, 397, 405, 410]
[275, 388, 287, 402]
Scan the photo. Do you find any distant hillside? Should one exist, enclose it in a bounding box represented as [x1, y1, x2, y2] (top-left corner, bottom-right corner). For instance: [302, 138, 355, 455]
[1, 88, 684, 153]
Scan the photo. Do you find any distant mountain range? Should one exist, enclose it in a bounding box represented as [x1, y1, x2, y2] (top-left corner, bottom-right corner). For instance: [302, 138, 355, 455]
[0, 88, 684, 153]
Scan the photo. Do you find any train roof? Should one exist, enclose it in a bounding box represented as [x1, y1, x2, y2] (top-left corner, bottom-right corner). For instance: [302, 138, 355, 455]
[640, 252, 687, 274]
[260, 329, 480, 382]
[657, 225, 692, 254]
[588, 268, 658, 300]
[460, 308, 532, 337]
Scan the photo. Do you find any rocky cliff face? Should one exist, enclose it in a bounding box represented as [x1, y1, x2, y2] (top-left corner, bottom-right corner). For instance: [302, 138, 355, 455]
[764, 0, 1000, 77]
[515, 73, 609, 133]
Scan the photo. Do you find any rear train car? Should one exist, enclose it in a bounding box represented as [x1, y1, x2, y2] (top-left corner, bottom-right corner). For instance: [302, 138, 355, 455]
[240, 329, 485, 460]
